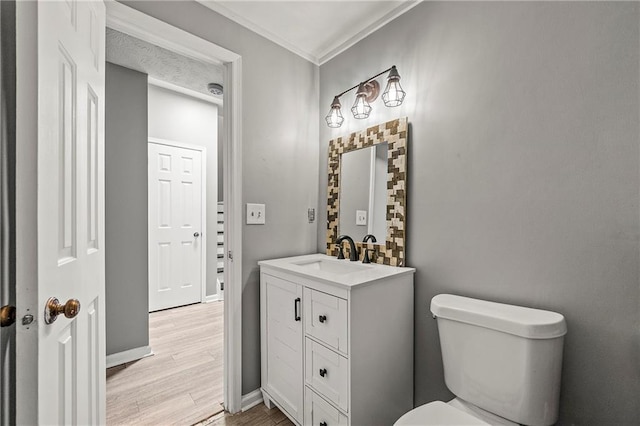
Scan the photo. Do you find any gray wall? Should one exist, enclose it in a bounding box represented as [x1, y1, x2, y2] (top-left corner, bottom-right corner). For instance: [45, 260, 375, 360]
[147, 84, 219, 297]
[105, 63, 149, 355]
[318, 2, 639, 424]
[121, 1, 319, 394]
[339, 147, 370, 239]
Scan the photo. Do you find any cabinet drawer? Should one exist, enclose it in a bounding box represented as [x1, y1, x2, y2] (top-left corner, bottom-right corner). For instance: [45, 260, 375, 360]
[304, 288, 348, 354]
[304, 387, 348, 426]
[305, 339, 349, 412]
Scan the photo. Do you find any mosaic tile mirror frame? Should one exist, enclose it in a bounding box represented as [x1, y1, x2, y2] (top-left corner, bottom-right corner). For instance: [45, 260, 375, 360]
[326, 117, 408, 266]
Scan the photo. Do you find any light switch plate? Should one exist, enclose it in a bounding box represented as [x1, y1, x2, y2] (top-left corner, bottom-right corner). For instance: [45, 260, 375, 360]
[356, 210, 367, 226]
[247, 203, 266, 225]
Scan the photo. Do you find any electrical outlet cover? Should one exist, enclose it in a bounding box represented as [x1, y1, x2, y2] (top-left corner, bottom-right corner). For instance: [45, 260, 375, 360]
[356, 210, 367, 226]
[247, 203, 266, 225]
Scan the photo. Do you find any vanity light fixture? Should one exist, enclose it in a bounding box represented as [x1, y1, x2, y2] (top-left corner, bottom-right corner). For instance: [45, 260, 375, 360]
[325, 65, 406, 128]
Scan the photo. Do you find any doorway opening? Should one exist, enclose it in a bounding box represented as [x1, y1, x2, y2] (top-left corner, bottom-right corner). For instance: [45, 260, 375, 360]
[105, 68, 224, 423]
[104, 1, 243, 421]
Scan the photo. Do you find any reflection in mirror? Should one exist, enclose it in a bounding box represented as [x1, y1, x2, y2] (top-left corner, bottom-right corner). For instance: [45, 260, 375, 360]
[339, 143, 388, 243]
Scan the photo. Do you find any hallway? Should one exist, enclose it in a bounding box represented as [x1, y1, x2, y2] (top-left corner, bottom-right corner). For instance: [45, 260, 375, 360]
[106, 302, 224, 425]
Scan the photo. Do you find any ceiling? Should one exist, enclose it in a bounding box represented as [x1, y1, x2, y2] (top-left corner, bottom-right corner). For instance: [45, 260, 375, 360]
[197, 1, 421, 65]
[106, 28, 224, 99]
[104, 2, 419, 99]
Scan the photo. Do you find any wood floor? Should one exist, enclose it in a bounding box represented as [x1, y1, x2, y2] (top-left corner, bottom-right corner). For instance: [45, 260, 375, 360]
[196, 403, 294, 426]
[106, 302, 224, 425]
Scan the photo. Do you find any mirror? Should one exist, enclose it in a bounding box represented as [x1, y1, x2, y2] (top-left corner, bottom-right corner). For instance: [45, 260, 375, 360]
[339, 143, 388, 243]
[326, 118, 408, 266]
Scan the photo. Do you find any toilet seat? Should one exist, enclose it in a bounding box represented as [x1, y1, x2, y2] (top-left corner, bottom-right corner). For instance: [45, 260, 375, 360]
[394, 401, 490, 426]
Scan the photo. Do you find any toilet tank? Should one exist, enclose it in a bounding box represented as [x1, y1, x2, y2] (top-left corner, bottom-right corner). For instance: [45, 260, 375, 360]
[431, 294, 567, 426]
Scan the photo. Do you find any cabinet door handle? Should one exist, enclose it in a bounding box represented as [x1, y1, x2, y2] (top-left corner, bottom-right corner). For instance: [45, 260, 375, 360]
[319, 368, 327, 377]
[294, 297, 301, 321]
[318, 315, 327, 323]
[320, 422, 328, 426]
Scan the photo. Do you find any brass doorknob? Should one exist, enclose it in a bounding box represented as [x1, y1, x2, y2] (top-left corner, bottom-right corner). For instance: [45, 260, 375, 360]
[0, 305, 16, 327]
[44, 297, 80, 325]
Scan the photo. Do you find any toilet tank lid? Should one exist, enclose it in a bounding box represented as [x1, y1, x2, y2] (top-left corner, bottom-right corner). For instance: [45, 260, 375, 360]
[431, 294, 567, 339]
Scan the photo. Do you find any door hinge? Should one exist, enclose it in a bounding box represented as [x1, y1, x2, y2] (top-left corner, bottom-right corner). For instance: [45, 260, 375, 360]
[228, 250, 233, 261]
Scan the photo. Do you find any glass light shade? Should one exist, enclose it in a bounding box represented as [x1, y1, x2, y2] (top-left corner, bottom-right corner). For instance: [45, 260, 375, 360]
[325, 96, 344, 128]
[382, 66, 406, 107]
[351, 83, 372, 119]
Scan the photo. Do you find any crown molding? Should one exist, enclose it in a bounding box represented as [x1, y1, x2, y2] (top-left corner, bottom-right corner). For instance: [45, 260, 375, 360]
[197, 0, 319, 64]
[317, 1, 422, 65]
[196, 1, 422, 66]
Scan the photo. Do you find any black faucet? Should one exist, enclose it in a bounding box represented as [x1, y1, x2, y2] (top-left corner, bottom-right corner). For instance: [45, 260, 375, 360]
[362, 235, 377, 264]
[335, 235, 359, 261]
[362, 234, 377, 243]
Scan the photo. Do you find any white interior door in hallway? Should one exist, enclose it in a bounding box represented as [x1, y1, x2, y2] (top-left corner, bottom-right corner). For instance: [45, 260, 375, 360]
[148, 142, 205, 312]
[15, 1, 106, 424]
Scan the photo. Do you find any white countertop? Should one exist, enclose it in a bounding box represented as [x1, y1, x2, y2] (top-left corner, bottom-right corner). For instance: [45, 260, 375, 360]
[258, 253, 415, 289]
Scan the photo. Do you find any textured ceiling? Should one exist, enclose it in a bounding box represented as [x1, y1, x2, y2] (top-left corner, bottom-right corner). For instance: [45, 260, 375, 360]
[106, 28, 224, 98]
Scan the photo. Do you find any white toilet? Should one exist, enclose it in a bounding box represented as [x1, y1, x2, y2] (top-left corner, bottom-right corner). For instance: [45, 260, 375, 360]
[395, 294, 567, 426]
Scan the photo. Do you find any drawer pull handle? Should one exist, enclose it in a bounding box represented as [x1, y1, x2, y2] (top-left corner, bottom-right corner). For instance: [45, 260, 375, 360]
[319, 315, 327, 323]
[320, 422, 328, 426]
[294, 298, 301, 321]
[319, 368, 327, 377]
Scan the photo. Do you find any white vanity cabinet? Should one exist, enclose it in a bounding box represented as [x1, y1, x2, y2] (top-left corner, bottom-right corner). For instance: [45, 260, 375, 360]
[260, 254, 415, 426]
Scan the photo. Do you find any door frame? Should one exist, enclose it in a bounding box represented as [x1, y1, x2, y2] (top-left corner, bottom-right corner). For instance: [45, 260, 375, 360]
[147, 137, 208, 307]
[106, 2, 244, 413]
[15, 2, 38, 423]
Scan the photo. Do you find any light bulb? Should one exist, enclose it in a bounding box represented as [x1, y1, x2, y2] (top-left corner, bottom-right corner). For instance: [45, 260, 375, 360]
[351, 83, 372, 119]
[325, 96, 344, 128]
[382, 66, 406, 107]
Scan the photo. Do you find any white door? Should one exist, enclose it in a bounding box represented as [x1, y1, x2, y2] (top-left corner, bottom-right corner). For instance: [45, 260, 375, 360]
[16, 1, 106, 424]
[148, 142, 204, 312]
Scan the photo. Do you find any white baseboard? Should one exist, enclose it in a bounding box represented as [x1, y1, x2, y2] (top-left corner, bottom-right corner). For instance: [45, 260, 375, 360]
[204, 294, 221, 303]
[241, 389, 263, 412]
[106, 345, 154, 368]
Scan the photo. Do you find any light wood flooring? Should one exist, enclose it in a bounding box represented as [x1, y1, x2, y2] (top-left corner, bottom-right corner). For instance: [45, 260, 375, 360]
[106, 302, 224, 425]
[196, 403, 294, 426]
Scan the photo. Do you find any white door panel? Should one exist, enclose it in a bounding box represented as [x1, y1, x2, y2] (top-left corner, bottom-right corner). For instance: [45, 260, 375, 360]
[148, 143, 203, 312]
[16, 1, 106, 424]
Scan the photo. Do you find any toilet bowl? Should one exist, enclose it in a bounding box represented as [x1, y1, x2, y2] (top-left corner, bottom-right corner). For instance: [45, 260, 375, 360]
[394, 294, 567, 426]
[395, 401, 489, 426]
[395, 399, 519, 426]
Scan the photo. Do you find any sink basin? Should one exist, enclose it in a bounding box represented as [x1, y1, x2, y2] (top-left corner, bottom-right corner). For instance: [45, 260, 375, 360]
[259, 253, 415, 288]
[294, 259, 370, 275]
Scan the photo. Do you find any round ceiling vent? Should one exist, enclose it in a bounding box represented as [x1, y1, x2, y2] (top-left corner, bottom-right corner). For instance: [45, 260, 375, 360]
[207, 83, 223, 96]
